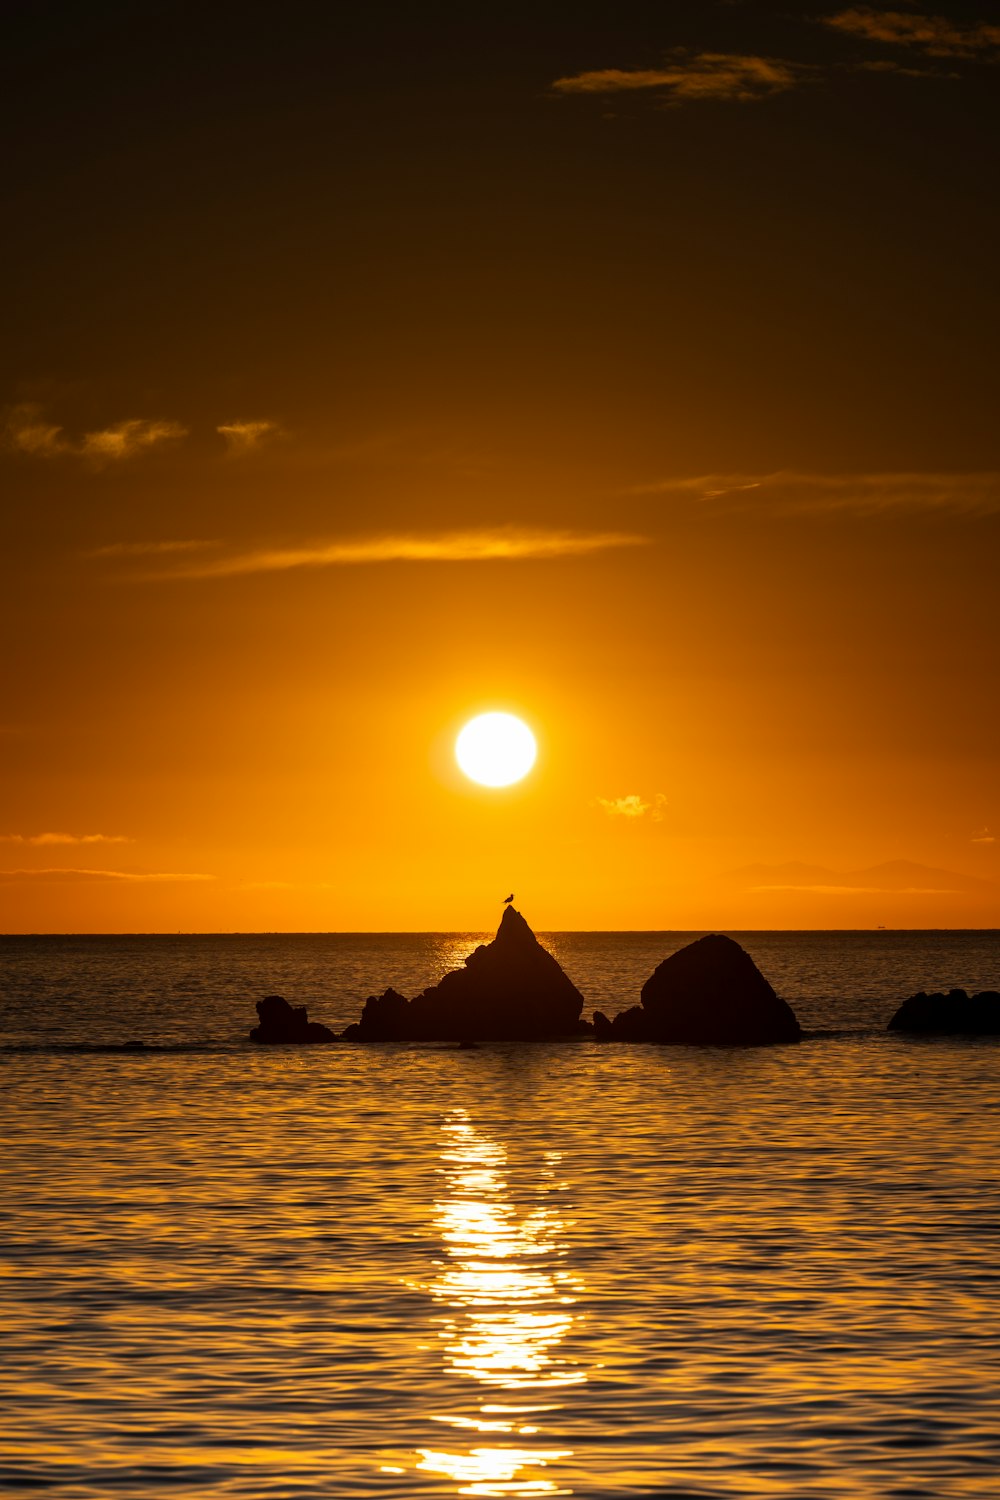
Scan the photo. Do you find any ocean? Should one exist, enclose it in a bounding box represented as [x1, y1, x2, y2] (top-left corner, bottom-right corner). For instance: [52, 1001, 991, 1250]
[3, 930, 999, 1498]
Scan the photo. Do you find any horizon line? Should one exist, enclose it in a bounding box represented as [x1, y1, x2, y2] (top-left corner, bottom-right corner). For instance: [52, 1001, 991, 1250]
[1, 925, 997, 937]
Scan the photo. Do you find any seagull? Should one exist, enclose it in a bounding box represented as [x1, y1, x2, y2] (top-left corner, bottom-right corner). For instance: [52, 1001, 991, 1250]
[503, 893, 514, 904]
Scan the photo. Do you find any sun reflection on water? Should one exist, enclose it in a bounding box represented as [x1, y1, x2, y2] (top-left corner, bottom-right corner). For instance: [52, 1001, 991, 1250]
[411, 1111, 584, 1496]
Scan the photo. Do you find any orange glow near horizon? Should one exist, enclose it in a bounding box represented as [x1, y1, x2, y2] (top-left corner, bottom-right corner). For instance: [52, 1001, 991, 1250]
[3, 488, 996, 932]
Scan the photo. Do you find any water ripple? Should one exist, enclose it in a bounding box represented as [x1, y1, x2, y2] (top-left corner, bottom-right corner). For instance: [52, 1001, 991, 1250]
[2, 935, 1000, 1495]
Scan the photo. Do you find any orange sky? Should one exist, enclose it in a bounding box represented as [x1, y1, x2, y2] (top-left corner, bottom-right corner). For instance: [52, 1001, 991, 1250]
[2, 1, 997, 930]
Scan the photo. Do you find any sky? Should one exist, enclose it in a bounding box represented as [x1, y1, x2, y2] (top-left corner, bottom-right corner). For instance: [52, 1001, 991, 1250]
[2, 0, 998, 931]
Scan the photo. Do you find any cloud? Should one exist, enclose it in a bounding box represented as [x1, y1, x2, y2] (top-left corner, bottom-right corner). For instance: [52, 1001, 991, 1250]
[971, 827, 995, 844]
[137, 528, 649, 580]
[2, 405, 64, 456]
[217, 420, 280, 453]
[3, 404, 186, 462]
[626, 471, 1000, 516]
[552, 51, 803, 103]
[0, 832, 133, 845]
[854, 58, 953, 77]
[597, 793, 667, 821]
[0, 868, 213, 883]
[86, 540, 218, 559]
[825, 8, 1000, 60]
[598, 794, 650, 818]
[80, 419, 186, 461]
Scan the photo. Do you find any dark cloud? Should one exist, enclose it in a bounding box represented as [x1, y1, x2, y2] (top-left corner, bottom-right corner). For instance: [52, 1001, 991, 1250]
[552, 51, 803, 104]
[3, 404, 186, 462]
[625, 471, 1000, 516]
[825, 8, 1000, 60]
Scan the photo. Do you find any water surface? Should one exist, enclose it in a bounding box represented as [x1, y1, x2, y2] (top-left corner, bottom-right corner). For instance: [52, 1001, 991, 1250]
[2, 932, 999, 1496]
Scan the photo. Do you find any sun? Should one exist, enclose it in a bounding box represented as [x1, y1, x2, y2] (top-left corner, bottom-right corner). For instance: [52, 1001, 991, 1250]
[455, 712, 537, 788]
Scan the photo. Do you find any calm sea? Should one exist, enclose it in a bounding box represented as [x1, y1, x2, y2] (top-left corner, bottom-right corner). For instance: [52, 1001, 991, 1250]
[2, 930, 999, 1498]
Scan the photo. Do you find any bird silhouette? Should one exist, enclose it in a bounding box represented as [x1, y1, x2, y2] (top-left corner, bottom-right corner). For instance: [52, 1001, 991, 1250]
[503, 893, 514, 904]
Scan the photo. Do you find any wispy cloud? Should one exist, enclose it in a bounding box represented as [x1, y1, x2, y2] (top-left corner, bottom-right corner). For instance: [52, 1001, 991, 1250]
[2, 406, 64, 455]
[597, 793, 667, 821]
[79, 419, 186, 462]
[85, 540, 218, 559]
[971, 827, 995, 844]
[553, 22, 984, 110]
[553, 51, 803, 103]
[0, 832, 133, 846]
[3, 404, 186, 462]
[0, 868, 213, 883]
[217, 420, 280, 453]
[854, 57, 952, 78]
[825, 8, 1000, 60]
[137, 528, 649, 580]
[626, 471, 1000, 516]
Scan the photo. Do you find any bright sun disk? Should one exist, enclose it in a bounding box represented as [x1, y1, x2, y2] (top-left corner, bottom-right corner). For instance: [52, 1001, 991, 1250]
[456, 713, 537, 787]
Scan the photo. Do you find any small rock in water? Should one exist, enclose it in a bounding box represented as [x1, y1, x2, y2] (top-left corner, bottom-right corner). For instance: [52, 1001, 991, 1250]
[249, 994, 337, 1045]
[888, 988, 1000, 1035]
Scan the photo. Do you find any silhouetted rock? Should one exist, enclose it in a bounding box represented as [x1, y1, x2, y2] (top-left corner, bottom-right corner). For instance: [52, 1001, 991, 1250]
[342, 906, 587, 1041]
[613, 1005, 649, 1041]
[888, 988, 1000, 1035]
[249, 994, 337, 1045]
[597, 934, 800, 1046]
[340, 988, 409, 1042]
[593, 1005, 647, 1042]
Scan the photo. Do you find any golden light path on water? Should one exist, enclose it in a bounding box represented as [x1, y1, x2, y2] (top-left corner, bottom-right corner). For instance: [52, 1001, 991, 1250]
[401, 1110, 586, 1496]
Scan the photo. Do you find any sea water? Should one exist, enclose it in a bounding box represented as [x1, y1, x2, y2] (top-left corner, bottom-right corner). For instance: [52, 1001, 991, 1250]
[2, 931, 999, 1497]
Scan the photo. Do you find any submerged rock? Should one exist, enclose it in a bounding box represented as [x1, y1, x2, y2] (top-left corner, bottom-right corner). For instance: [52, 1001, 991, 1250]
[888, 988, 1000, 1035]
[597, 933, 800, 1046]
[341, 906, 588, 1041]
[249, 994, 337, 1045]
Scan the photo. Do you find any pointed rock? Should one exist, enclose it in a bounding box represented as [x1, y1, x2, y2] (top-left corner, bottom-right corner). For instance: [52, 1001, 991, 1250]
[344, 907, 587, 1041]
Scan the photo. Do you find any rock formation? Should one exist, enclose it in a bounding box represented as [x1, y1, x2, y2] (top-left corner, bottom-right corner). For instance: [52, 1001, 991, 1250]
[249, 994, 337, 1045]
[345, 987, 410, 1041]
[595, 933, 800, 1046]
[592, 1005, 646, 1042]
[888, 988, 1000, 1035]
[341, 906, 588, 1041]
